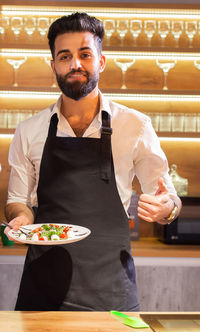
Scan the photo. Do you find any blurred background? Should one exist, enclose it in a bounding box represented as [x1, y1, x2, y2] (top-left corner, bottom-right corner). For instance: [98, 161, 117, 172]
[0, 0, 200, 312]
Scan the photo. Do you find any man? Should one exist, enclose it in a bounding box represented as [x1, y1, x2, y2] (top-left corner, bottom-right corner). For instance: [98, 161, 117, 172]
[5, 12, 181, 311]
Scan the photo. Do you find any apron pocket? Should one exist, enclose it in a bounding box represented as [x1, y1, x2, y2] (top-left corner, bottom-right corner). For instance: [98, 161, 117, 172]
[120, 250, 136, 283]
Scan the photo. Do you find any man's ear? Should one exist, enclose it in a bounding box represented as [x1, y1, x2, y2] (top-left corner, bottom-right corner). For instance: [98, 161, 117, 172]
[99, 54, 106, 73]
[50, 59, 56, 74]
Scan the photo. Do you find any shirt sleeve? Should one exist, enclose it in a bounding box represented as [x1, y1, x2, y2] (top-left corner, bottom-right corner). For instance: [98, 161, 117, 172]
[134, 116, 177, 195]
[7, 123, 36, 207]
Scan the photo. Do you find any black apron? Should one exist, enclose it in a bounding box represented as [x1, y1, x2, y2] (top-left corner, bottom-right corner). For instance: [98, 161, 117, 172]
[15, 111, 140, 311]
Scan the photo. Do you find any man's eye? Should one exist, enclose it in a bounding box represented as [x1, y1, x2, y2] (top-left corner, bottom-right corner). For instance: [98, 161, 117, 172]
[81, 53, 92, 58]
[60, 55, 71, 60]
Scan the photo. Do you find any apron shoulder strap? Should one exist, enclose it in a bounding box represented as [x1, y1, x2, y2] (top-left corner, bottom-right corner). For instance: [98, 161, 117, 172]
[100, 111, 113, 181]
[48, 113, 58, 137]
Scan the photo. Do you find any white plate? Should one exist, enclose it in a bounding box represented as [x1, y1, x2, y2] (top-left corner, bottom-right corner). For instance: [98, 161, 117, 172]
[8, 223, 91, 245]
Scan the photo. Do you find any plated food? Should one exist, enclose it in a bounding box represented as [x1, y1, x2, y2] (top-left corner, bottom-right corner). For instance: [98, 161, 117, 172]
[8, 223, 91, 245]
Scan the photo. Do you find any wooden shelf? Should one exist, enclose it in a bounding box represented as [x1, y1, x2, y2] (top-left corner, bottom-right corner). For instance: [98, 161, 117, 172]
[131, 237, 200, 258]
[2, 1, 200, 11]
[1, 129, 199, 138]
[1, 86, 200, 96]
[0, 237, 199, 257]
[0, 129, 15, 134]
[2, 46, 200, 57]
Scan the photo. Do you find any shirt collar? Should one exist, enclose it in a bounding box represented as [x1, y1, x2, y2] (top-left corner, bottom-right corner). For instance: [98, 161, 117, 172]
[97, 90, 112, 123]
[49, 90, 112, 124]
[49, 95, 62, 121]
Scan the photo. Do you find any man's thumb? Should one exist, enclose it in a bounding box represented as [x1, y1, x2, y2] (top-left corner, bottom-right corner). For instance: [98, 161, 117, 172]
[155, 177, 168, 195]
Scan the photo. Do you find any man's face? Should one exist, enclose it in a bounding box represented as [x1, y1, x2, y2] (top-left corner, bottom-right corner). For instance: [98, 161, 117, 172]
[51, 32, 105, 100]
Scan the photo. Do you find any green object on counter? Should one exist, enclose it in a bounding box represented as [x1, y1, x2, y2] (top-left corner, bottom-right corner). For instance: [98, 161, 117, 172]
[110, 310, 149, 329]
[1, 225, 14, 246]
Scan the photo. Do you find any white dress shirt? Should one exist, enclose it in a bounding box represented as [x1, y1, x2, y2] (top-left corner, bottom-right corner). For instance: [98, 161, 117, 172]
[7, 91, 176, 214]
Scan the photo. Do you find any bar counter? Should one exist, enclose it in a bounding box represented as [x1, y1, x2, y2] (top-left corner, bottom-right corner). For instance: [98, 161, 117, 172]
[0, 238, 200, 311]
[1, 311, 200, 332]
[0, 311, 148, 332]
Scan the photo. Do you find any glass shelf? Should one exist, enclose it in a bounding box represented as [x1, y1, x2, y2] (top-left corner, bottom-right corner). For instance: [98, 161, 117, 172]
[1, 128, 200, 139]
[1, 87, 200, 101]
[1, 47, 200, 60]
[2, 3, 200, 19]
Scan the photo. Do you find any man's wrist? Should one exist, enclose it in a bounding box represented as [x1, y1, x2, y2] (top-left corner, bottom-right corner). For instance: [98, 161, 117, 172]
[164, 200, 178, 224]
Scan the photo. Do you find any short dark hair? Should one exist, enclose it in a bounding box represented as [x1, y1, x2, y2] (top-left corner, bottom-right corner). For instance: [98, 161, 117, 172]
[48, 12, 104, 59]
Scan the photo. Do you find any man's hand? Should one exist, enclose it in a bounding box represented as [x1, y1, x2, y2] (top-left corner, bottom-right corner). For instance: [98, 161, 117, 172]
[137, 177, 175, 223]
[4, 202, 34, 241]
[4, 215, 32, 241]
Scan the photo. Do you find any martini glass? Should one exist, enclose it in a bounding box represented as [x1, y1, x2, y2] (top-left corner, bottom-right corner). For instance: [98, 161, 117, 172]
[6, 56, 27, 87]
[194, 60, 200, 71]
[156, 59, 177, 90]
[114, 57, 135, 89]
[44, 57, 57, 88]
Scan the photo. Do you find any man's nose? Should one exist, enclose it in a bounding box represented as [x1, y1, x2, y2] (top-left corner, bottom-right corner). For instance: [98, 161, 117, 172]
[70, 56, 81, 70]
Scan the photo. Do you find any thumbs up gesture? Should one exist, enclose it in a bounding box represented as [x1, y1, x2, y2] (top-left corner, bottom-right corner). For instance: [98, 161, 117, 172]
[155, 177, 168, 196]
[137, 177, 176, 223]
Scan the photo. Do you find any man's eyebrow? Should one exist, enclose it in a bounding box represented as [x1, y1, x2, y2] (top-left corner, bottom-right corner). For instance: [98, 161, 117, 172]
[56, 47, 93, 57]
[56, 49, 70, 57]
[79, 47, 93, 52]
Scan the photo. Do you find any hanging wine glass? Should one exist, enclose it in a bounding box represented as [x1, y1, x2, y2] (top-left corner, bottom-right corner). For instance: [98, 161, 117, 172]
[103, 19, 115, 45]
[6, 56, 27, 87]
[130, 20, 142, 47]
[0, 16, 9, 40]
[158, 20, 170, 47]
[11, 16, 23, 40]
[185, 21, 197, 48]
[37, 17, 49, 40]
[144, 20, 156, 47]
[171, 21, 183, 48]
[156, 59, 177, 90]
[116, 20, 129, 46]
[24, 17, 36, 40]
[114, 57, 135, 89]
[44, 57, 57, 88]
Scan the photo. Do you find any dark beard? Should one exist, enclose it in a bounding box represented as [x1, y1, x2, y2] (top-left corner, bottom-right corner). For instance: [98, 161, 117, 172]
[56, 69, 99, 101]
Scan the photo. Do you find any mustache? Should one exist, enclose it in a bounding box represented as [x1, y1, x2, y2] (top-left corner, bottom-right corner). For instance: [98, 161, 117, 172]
[65, 69, 89, 79]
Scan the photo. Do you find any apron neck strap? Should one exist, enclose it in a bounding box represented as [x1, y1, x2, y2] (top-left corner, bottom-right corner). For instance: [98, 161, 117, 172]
[48, 113, 58, 137]
[100, 111, 113, 181]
